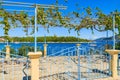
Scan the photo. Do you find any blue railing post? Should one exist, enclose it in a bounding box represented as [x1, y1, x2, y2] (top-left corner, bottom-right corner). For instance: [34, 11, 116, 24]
[76, 44, 81, 80]
[2, 58, 5, 80]
[34, 4, 37, 53]
[112, 13, 115, 50]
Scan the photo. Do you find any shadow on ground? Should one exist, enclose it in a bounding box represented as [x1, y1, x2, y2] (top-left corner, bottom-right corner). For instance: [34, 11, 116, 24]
[23, 76, 31, 80]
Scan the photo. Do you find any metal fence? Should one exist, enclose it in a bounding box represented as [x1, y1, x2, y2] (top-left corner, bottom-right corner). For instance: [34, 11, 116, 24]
[1, 42, 120, 80]
[0, 51, 30, 80]
[39, 44, 111, 80]
[118, 53, 120, 76]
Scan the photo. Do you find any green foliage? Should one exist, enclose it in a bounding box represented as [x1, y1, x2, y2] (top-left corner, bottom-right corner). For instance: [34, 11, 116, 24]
[0, 9, 30, 39]
[105, 44, 113, 49]
[0, 1, 70, 38]
[18, 45, 42, 56]
[10, 36, 90, 42]
[1, 1, 120, 37]
[85, 7, 92, 15]
[115, 42, 120, 50]
[1, 45, 43, 56]
[73, 7, 120, 35]
[2, 47, 16, 54]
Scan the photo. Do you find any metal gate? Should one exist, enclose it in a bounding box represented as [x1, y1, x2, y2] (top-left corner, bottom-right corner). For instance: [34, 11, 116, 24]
[39, 43, 111, 80]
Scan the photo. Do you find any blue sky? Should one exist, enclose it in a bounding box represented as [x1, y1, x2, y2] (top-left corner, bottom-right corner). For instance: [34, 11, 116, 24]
[0, 0, 120, 40]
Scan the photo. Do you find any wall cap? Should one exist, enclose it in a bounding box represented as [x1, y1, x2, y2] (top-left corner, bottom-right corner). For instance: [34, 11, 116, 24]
[105, 49, 120, 55]
[28, 52, 42, 59]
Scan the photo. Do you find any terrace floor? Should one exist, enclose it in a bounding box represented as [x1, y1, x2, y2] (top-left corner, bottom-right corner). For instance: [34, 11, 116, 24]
[1, 56, 120, 80]
[95, 77, 120, 80]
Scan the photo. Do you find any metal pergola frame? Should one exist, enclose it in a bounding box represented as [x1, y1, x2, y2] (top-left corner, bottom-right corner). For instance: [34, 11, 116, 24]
[112, 12, 120, 50]
[0, 0, 67, 9]
[0, 0, 67, 52]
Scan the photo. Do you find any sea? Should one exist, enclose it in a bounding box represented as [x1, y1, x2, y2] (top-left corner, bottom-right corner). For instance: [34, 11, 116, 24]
[0, 41, 113, 55]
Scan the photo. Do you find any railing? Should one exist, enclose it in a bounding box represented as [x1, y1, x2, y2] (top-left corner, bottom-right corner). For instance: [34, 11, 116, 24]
[0, 51, 30, 80]
[79, 46, 111, 79]
[118, 53, 120, 76]
[39, 43, 111, 80]
[40, 46, 78, 80]
[0, 42, 119, 80]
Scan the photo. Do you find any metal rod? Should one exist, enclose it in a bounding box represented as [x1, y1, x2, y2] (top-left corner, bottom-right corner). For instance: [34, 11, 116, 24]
[112, 12, 120, 50]
[2, 0, 66, 8]
[1, 4, 34, 8]
[0, 25, 34, 27]
[34, 5, 37, 53]
[1, 4, 67, 9]
[2, 0, 34, 5]
[1, 1, 67, 9]
[2, 9, 34, 12]
[77, 45, 81, 80]
[44, 34, 46, 44]
[36, 4, 67, 9]
[1, 3, 66, 9]
[113, 14, 115, 50]
[106, 30, 108, 49]
[6, 40, 8, 46]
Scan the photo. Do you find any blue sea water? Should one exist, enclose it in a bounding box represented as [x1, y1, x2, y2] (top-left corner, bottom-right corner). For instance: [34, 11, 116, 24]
[0, 41, 113, 55]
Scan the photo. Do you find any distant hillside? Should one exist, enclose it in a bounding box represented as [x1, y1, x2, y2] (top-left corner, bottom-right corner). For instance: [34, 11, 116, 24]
[94, 35, 120, 42]
[0, 37, 5, 42]
[0, 36, 91, 42]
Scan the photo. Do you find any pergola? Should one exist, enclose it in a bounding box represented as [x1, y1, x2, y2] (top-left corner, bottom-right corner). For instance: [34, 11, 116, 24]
[0, 0, 67, 52]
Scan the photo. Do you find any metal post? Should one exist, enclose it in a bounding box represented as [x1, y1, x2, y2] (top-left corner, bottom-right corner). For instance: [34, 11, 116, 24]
[113, 14, 115, 50]
[6, 40, 8, 46]
[106, 30, 108, 49]
[44, 34, 46, 44]
[76, 44, 81, 80]
[2, 58, 5, 80]
[34, 4, 37, 53]
[0, 0, 2, 9]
